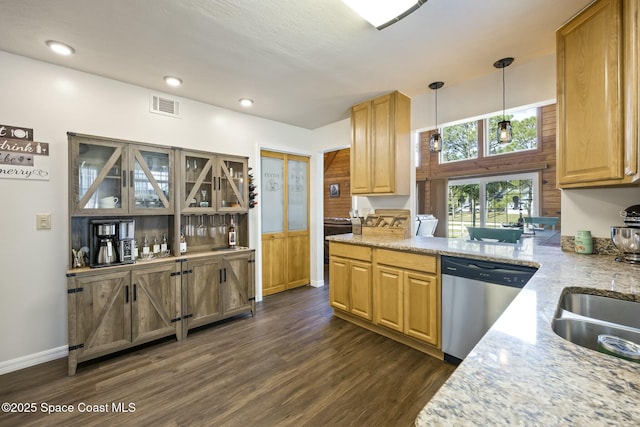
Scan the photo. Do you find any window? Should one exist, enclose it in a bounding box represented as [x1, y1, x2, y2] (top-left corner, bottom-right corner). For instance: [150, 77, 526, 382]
[487, 107, 538, 156]
[447, 172, 539, 238]
[440, 121, 478, 163]
[433, 107, 539, 164]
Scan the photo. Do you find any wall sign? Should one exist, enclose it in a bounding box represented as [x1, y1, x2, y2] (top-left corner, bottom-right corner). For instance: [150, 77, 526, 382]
[0, 124, 50, 180]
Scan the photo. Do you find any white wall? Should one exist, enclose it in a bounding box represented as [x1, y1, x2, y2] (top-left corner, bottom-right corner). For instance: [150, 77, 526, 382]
[0, 51, 312, 372]
[561, 188, 640, 238]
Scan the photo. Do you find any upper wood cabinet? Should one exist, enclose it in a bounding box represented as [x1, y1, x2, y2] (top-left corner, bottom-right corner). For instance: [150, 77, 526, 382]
[350, 91, 411, 195]
[557, 0, 640, 188]
[179, 150, 249, 213]
[69, 133, 174, 215]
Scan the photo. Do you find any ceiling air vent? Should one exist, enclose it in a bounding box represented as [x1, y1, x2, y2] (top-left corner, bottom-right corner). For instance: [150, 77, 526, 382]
[150, 95, 180, 118]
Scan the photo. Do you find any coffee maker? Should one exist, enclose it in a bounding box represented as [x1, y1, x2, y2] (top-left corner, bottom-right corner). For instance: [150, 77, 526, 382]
[118, 219, 136, 263]
[89, 219, 135, 267]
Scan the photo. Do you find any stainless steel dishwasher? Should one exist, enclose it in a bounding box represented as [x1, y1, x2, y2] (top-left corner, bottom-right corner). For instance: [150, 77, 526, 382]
[441, 255, 537, 364]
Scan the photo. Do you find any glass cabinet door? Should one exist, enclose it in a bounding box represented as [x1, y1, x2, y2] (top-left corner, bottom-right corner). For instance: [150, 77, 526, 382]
[72, 139, 127, 215]
[181, 152, 215, 213]
[130, 145, 173, 214]
[218, 157, 248, 211]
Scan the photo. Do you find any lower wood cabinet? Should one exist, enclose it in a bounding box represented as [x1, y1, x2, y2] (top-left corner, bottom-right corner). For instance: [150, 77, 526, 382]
[329, 241, 441, 356]
[181, 256, 223, 334]
[329, 242, 373, 320]
[67, 249, 255, 375]
[67, 262, 180, 376]
[374, 249, 439, 347]
[181, 251, 255, 337]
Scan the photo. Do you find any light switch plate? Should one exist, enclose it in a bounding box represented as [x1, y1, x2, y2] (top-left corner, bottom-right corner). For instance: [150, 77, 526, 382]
[36, 213, 51, 230]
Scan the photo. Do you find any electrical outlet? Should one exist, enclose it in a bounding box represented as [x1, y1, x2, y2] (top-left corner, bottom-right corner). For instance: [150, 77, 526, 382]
[36, 213, 51, 230]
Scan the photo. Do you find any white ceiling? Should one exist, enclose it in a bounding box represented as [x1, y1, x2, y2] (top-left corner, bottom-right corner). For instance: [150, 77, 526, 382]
[0, 0, 593, 130]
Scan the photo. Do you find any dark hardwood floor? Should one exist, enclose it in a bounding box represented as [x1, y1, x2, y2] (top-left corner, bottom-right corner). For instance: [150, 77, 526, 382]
[0, 278, 455, 427]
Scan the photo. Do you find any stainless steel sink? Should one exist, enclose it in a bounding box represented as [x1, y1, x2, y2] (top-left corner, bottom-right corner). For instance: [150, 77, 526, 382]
[552, 318, 640, 351]
[552, 290, 640, 357]
[559, 293, 640, 329]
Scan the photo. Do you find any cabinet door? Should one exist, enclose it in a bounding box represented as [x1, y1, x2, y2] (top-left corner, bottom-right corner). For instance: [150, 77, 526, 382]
[70, 136, 128, 215]
[131, 263, 180, 345]
[329, 256, 350, 311]
[181, 151, 215, 213]
[371, 93, 395, 193]
[129, 144, 174, 214]
[350, 101, 371, 194]
[403, 271, 439, 346]
[71, 270, 131, 361]
[221, 253, 251, 315]
[184, 256, 223, 332]
[557, 0, 625, 186]
[217, 156, 248, 211]
[624, 0, 640, 181]
[374, 265, 403, 332]
[350, 260, 372, 320]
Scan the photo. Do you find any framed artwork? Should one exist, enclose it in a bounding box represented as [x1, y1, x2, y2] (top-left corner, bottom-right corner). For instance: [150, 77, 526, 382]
[329, 183, 340, 197]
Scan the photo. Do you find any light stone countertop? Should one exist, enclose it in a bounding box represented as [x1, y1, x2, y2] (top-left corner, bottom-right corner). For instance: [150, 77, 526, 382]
[326, 234, 640, 426]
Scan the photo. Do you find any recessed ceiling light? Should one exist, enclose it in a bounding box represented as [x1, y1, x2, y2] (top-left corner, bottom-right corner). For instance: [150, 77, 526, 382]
[239, 98, 254, 107]
[164, 76, 182, 87]
[46, 40, 75, 56]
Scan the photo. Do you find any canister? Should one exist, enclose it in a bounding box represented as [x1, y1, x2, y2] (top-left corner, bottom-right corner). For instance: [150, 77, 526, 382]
[575, 230, 593, 254]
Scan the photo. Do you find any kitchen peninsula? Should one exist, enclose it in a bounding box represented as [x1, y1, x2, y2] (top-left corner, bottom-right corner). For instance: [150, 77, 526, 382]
[326, 233, 640, 425]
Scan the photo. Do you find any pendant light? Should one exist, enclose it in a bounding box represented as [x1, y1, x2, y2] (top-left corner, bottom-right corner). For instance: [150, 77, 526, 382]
[494, 57, 514, 143]
[429, 81, 444, 152]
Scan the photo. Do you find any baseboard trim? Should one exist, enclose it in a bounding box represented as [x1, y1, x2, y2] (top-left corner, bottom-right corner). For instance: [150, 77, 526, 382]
[0, 346, 68, 375]
[310, 279, 324, 288]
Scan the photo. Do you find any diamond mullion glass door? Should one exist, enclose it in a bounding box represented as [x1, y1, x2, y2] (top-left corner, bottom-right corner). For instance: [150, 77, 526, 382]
[218, 157, 247, 211]
[131, 146, 173, 214]
[74, 140, 127, 215]
[182, 153, 214, 213]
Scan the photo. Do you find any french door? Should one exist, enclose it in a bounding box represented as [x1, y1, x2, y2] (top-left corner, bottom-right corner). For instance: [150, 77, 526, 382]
[261, 150, 310, 296]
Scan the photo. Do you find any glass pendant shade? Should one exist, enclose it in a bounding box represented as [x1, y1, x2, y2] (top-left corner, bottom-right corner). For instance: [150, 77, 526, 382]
[494, 57, 514, 144]
[497, 120, 512, 143]
[428, 81, 444, 153]
[430, 132, 442, 152]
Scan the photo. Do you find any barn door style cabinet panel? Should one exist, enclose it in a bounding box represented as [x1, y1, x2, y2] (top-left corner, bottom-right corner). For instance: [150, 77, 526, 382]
[66, 262, 180, 375]
[180, 251, 255, 338]
[557, 0, 640, 187]
[350, 91, 411, 196]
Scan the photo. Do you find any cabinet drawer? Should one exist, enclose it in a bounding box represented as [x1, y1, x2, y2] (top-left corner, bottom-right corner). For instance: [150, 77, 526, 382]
[375, 249, 436, 273]
[330, 242, 372, 262]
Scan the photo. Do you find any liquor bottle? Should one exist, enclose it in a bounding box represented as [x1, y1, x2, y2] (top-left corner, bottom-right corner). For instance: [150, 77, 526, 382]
[152, 235, 160, 255]
[179, 229, 187, 254]
[228, 217, 237, 248]
[161, 233, 168, 253]
[142, 235, 150, 255]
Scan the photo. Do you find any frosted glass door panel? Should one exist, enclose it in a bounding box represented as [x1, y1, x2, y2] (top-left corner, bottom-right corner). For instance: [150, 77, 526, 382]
[287, 159, 308, 231]
[261, 157, 284, 233]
